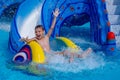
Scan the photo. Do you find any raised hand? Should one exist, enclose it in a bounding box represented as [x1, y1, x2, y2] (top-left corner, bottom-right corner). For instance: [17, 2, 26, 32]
[53, 8, 60, 17]
[47, 8, 60, 37]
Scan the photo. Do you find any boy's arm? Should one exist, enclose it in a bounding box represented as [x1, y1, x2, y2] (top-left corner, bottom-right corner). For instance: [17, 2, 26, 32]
[46, 8, 59, 37]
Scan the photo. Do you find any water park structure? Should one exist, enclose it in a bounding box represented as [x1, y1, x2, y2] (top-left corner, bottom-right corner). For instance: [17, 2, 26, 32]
[2, 0, 116, 64]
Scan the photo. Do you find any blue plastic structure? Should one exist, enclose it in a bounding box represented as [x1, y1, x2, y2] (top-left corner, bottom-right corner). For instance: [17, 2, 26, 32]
[8, 0, 116, 55]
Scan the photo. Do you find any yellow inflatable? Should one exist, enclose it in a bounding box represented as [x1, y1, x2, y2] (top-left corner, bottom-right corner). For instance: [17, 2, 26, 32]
[28, 41, 45, 64]
[56, 37, 80, 52]
[26, 37, 78, 64]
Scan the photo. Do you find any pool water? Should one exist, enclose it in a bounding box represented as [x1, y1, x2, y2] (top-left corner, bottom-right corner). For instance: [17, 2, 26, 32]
[0, 21, 120, 80]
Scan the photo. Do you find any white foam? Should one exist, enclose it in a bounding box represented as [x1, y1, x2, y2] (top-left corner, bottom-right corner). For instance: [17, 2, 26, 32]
[45, 50, 105, 73]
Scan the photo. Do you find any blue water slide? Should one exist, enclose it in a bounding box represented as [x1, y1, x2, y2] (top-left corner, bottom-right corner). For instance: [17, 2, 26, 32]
[9, 0, 112, 54]
[9, 0, 44, 53]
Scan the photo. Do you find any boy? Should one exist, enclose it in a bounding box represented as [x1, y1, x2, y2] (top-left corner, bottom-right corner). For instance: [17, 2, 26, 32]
[21, 8, 92, 62]
[21, 8, 60, 53]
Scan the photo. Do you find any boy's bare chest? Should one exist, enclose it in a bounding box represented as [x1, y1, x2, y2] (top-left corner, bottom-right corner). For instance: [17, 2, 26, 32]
[37, 38, 49, 47]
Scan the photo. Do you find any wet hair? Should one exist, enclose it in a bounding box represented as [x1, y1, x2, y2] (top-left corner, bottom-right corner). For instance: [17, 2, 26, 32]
[35, 25, 44, 30]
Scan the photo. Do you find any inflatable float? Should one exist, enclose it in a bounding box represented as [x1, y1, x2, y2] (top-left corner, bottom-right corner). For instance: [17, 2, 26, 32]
[13, 37, 79, 64]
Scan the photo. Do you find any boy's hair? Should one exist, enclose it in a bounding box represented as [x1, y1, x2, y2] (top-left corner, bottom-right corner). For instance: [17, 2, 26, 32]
[35, 25, 44, 30]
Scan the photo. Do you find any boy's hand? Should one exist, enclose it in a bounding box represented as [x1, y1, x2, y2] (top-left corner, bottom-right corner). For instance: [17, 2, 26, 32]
[53, 8, 60, 17]
[20, 37, 28, 42]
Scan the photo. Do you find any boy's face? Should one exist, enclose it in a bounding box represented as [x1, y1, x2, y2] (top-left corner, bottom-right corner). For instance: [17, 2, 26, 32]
[35, 27, 44, 39]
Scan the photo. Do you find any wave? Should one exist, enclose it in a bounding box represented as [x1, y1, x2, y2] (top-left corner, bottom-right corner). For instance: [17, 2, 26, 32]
[44, 51, 105, 73]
